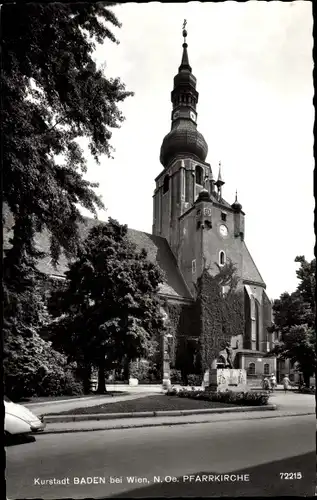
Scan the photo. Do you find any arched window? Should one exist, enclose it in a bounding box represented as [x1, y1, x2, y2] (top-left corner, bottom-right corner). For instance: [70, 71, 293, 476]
[264, 363, 270, 375]
[248, 362, 256, 375]
[255, 300, 260, 350]
[163, 175, 169, 194]
[219, 250, 226, 266]
[195, 165, 203, 186]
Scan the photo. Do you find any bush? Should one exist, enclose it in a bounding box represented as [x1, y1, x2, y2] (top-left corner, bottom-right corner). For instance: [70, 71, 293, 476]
[36, 369, 84, 397]
[170, 369, 182, 384]
[4, 328, 84, 400]
[129, 361, 161, 383]
[165, 386, 179, 396]
[171, 389, 269, 406]
[187, 374, 202, 386]
[297, 387, 315, 394]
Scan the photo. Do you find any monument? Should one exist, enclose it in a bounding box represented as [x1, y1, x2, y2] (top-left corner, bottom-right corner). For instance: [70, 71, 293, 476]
[204, 340, 248, 392]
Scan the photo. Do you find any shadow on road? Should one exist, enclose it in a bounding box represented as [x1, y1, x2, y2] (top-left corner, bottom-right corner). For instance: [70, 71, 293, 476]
[109, 453, 316, 498]
[5, 434, 37, 447]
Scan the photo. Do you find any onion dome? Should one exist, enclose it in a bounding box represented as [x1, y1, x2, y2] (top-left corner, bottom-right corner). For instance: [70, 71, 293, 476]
[231, 190, 242, 212]
[196, 188, 212, 203]
[160, 122, 208, 167]
[159, 21, 208, 168]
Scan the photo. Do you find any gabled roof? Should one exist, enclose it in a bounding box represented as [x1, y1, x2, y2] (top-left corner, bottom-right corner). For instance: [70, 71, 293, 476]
[241, 242, 266, 287]
[127, 229, 192, 299]
[3, 213, 192, 300]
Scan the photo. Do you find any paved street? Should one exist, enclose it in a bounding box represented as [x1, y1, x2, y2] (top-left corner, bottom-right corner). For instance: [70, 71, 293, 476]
[6, 413, 315, 498]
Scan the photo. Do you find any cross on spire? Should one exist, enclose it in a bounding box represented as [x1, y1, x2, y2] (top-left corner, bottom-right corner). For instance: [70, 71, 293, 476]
[182, 19, 187, 40]
[179, 19, 191, 71]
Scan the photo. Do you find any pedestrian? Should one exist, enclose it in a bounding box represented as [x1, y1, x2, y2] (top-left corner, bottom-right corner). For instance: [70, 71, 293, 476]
[262, 377, 271, 392]
[282, 375, 290, 394]
[270, 373, 276, 392]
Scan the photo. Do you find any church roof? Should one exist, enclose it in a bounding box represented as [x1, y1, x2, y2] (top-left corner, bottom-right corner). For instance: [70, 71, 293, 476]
[3, 213, 192, 300]
[127, 229, 192, 299]
[241, 242, 266, 287]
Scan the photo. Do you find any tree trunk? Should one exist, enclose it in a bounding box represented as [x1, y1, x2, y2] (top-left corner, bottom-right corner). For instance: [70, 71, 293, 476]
[83, 365, 92, 394]
[96, 357, 107, 394]
[181, 369, 188, 386]
[123, 357, 130, 382]
[303, 371, 311, 388]
[76, 363, 91, 394]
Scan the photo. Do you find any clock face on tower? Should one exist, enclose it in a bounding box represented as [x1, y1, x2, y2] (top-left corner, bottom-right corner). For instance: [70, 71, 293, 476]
[190, 111, 197, 122]
[173, 110, 180, 120]
[219, 224, 228, 237]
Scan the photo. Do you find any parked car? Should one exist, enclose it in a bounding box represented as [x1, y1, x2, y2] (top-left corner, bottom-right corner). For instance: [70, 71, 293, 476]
[4, 396, 45, 437]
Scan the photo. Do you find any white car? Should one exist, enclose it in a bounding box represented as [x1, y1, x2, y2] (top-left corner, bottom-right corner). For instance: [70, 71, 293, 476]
[4, 396, 46, 437]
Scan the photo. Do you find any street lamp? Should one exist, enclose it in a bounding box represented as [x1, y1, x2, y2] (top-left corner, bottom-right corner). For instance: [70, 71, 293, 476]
[161, 309, 173, 389]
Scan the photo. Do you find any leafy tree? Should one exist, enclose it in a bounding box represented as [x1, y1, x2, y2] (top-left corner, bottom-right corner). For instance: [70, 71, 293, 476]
[47, 219, 165, 393]
[3, 3, 132, 271]
[268, 256, 316, 387]
[271, 324, 315, 388]
[3, 3, 132, 396]
[269, 291, 313, 333]
[294, 256, 316, 313]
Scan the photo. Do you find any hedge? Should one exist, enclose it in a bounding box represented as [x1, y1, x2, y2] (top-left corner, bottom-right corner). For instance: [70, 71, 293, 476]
[165, 388, 269, 406]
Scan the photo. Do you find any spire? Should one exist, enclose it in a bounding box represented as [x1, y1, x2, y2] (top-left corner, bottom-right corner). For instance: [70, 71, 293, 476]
[160, 20, 208, 167]
[215, 161, 225, 188]
[179, 20, 192, 72]
[215, 161, 225, 200]
[232, 189, 242, 212]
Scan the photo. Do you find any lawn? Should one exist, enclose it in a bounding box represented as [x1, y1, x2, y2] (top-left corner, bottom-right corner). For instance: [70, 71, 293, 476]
[53, 395, 236, 415]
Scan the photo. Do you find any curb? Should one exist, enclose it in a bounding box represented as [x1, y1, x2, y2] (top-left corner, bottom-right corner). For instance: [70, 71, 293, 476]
[40, 411, 314, 435]
[44, 404, 277, 423]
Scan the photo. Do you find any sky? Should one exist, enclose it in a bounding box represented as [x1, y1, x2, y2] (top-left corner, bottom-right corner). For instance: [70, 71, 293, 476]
[78, 1, 314, 301]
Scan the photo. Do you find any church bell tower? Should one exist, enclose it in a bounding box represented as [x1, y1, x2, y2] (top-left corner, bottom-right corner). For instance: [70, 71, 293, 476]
[152, 22, 212, 266]
[152, 22, 273, 371]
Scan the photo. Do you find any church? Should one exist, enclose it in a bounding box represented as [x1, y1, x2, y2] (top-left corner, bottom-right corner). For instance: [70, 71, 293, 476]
[4, 26, 276, 385]
[151, 26, 275, 381]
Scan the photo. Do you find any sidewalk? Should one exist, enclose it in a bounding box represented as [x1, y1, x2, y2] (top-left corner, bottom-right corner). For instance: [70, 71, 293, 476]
[269, 391, 315, 412]
[26, 392, 158, 416]
[40, 406, 315, 435]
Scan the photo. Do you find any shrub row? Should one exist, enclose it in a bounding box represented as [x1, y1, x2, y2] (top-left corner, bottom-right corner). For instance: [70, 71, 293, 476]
[170, 369, 202, 386]
[165, 387, 269, 406]
[129, 361, 161, 383]
[297, 387, 315, 394]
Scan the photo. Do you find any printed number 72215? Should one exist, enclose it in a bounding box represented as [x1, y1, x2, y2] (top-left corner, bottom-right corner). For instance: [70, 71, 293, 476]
[279, 472, 302, 480]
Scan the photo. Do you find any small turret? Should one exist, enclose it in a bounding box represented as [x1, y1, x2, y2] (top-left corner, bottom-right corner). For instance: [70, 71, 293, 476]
[195, 188, 212, 230]
[196, 188, 212, 203]
[214, 162, 225, 200]
[232, 190, 244, 240]
[231, 190, 242, 212]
